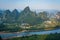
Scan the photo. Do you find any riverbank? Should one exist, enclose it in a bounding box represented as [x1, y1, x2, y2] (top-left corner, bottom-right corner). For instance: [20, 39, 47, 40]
[0, 29, 60, 39]
[0, 28, 60, 34]
[6, 33, 60, 40]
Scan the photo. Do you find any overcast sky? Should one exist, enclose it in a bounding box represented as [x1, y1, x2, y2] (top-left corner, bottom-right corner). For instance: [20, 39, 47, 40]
[0, 0, 60, 10]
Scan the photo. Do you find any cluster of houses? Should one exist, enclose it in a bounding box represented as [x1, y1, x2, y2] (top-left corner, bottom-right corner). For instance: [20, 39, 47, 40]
[20, 23, 32, 29]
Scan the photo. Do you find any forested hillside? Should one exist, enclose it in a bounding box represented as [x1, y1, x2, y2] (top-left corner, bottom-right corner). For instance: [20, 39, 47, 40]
[0, 6, 60, 32]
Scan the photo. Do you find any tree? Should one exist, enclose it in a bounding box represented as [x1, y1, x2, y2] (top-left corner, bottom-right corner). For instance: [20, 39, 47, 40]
[0, 36, 2, 40]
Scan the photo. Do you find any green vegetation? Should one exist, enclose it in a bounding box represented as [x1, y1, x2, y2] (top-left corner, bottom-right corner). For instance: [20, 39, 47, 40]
[8, 33, 60, 40]
[0, 6, 60, 32]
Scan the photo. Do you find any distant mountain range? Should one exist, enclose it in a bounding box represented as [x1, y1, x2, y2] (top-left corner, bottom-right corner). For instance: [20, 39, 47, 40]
[0, 8, 60, 14]
[0, 6, 60, 25]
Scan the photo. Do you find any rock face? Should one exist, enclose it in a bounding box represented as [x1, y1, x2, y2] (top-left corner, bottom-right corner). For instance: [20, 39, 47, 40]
[0, 6, 49, 25]
[18, 6, 38, 25]
[11, 9, 19, 23]
[56, 12, 60, 21]
[3, 9, 19, 23]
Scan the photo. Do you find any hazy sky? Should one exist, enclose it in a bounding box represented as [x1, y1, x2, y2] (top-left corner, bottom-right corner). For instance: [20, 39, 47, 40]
[0, 0, 60, 10]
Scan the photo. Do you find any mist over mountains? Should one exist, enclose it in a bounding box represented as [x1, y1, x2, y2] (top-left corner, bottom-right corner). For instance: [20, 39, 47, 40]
[0, 6, 60, 25]
[0, 6, 60, 32]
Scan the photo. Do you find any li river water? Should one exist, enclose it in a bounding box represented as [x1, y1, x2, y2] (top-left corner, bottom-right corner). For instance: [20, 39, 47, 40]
[0, 29, 60, 39]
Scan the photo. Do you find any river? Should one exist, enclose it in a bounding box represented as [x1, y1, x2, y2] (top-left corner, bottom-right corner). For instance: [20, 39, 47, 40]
[0, 29, 60, 39]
